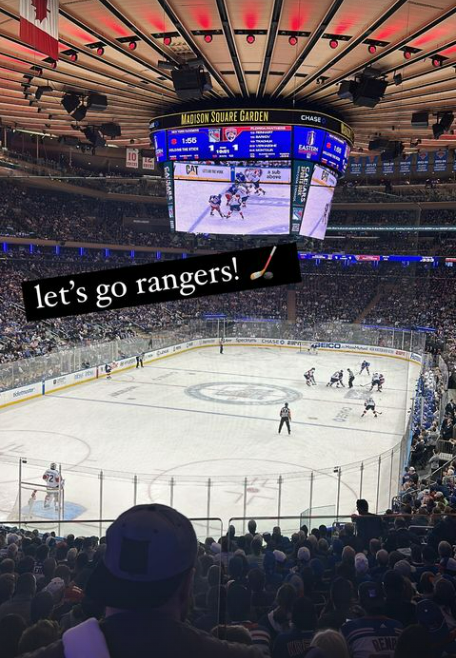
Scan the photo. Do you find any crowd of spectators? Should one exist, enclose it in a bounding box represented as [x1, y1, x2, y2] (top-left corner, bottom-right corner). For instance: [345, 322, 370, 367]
[3, 499, 456, 657]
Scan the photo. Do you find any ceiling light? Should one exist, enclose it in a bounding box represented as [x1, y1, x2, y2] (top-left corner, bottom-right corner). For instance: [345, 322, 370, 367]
[368, 44, 377, 54]
[288, 35, 298, 46]
[403, 49, 412, 60]
[204, 34, 213, 44]
[96, 46, 105, 56]
[432, 56, 443, 68]
[329, 39, 338, 49]
[246, 34, 256, 44]
[128, 40, 137, 50]
[163, 36, 172, 46]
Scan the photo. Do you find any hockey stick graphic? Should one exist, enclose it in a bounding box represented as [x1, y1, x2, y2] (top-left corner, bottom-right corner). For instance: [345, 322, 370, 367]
[250, 246, 277, 280]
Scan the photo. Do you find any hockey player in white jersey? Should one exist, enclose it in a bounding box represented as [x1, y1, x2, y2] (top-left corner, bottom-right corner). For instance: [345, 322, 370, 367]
[370, 373, 385, 392]
[226, 194, 245, 219]
[42, 463, 62, 510]
[361, 396, 379, 418]
[327, 370, 344, 387]
[246, 169, 266, 196]
[304, 368, 316, 386]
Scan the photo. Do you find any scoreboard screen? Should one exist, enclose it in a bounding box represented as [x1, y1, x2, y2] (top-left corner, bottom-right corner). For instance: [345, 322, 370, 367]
[166, 125, 292, 161]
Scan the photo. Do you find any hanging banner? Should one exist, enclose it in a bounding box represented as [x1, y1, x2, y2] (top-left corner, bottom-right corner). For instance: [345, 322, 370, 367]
[365, 156, 378, 176]
[20, 0, 59, 60]
[382, 159, 395, 175]
[142, 156, 155, 170]
[433, 150, 448, 173]
[416, 151, 429, 173]
[349, 157, 363, 175]
[399, 154, 413, 175]
[126, 148, 139, 169]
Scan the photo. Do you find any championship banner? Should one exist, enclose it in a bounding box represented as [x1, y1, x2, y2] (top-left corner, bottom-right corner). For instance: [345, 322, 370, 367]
[399, 154, 413, 175]
[349, 157, 363, 175]
[20, 0, 59, 60]
[365, 156, 378, 176]
[381, 159, 395, 175]
[416, 151, 429, 173]
[433, 150, 448, 173]
[126, 147, 139, 169]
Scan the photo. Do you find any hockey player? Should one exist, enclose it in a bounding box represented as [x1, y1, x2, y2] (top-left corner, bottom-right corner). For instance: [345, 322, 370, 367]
[226, 194, 245, 219]
[304, 368, 316, 386]
[359, 360, 371, 375]
[43, 463, 62, 510]
[235, 172, 246, 184]
[225, 183, 238, 205]
[361, 396, 379, 418]
[370, 372, 383, 392]
[105, 363, 112, 380]
[327, 370, 344, 387]
[348, 368, 355, 388]
[237, 184, 249, 208]
[219, 337, 224, 354]
[278, 403, 291, 435]
[208, 194, 224, 218]
[250, 170, 266, 196]
[307, 343, 318, 355]
[136, 353, 144, 369]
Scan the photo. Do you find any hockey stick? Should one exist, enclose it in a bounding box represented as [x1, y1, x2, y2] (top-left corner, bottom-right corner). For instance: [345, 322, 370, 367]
[250, 246, 277, 280]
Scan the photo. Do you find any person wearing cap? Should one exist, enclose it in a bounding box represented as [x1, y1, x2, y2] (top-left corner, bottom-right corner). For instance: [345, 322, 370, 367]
[341, 581, 403, 658]
[20, 504, 263, 658]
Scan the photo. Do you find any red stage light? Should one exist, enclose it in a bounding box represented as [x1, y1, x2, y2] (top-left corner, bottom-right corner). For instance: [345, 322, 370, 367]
[329, 39, 338, 49]
[204, 34, 213, 43]
[403, 49, 412, 60]
[96, 47, 105, 56]
[368, 44, 377, 54]
[246, 34, 256, 44]
[288, 35, 298, 46]
[128, 40, 137, 50]
[432, 57, 442, 67]
[163, 36, 172, 46]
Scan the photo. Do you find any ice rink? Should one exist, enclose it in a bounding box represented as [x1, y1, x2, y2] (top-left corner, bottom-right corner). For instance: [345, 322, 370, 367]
[0, 346, 419, 537]
[174, 180, 291, 235]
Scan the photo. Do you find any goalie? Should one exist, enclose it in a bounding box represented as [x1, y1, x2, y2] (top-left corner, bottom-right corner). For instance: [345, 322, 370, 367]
[43, 463, 63, 511]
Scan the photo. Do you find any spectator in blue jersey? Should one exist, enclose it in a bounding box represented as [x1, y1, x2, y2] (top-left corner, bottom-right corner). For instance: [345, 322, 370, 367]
[341, 581, 403, 658]
[272, 597, 317, 658]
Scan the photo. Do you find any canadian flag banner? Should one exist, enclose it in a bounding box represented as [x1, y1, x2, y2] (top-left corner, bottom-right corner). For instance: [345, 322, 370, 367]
[20, 0, 59, 61]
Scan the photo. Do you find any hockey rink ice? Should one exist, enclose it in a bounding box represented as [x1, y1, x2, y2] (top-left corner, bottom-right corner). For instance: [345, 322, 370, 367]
[0, 346, 419, 537]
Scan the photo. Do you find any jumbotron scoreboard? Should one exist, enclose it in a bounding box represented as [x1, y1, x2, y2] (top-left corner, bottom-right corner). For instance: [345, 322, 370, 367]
[150, 108, 354, 239]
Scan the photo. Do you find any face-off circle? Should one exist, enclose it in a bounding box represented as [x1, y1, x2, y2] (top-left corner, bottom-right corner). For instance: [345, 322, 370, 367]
[186, 381, 301, 405]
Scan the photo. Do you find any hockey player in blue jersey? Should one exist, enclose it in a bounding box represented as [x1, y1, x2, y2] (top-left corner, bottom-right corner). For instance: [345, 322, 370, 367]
[359, 360, 371, 375]
[208, 194, 224, 218]
[235, 172, 246, 184]
[225, 183, 238, 206]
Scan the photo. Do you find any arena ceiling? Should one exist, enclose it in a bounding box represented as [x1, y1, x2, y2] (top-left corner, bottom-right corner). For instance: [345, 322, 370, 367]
[0, 0, 456, 153]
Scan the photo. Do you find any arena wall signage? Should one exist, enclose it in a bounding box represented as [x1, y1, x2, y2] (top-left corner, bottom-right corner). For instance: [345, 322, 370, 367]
[22, 243, 301, 321]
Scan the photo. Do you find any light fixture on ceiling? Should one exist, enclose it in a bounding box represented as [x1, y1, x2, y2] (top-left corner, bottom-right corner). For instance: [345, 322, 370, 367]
[329, 39, 339, 49]
[288, 35, 298, 46]
[432, 56, 443, 68]
[368, 44, 377, 54]
[246, 34, 256, 44]
[96, 46, 105, 56]
[403, 49, 412, 60]
[204, 34, 213, 43]
[128, 40, 137, 50]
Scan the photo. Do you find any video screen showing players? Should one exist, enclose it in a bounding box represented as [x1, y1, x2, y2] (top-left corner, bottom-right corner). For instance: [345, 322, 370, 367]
[173, 161, 291, 235]
[298, 165, 337, 240]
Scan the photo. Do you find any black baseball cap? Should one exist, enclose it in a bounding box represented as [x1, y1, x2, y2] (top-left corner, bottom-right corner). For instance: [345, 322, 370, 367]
[86, 504, 198, 609]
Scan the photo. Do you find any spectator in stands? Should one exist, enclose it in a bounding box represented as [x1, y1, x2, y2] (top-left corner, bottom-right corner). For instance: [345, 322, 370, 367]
[318, 578, 353, 631]
[310, 629, 350, 658]
[22, 504, 263, 658]
[18, 619, 60, 654]
[341, 581, 403, 658]
[393, 624, 432, 658]
[0, 613, 27, 658]
[383, 571, 416, 627]
[272, 597, 317, 658]
[0, 572, 36, 624]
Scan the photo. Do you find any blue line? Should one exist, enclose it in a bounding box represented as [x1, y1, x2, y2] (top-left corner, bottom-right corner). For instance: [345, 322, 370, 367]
[50, 394, 402, 438]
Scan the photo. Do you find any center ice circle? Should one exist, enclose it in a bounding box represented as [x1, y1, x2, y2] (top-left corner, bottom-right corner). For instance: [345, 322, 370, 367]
[186, 382, 301, 405]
